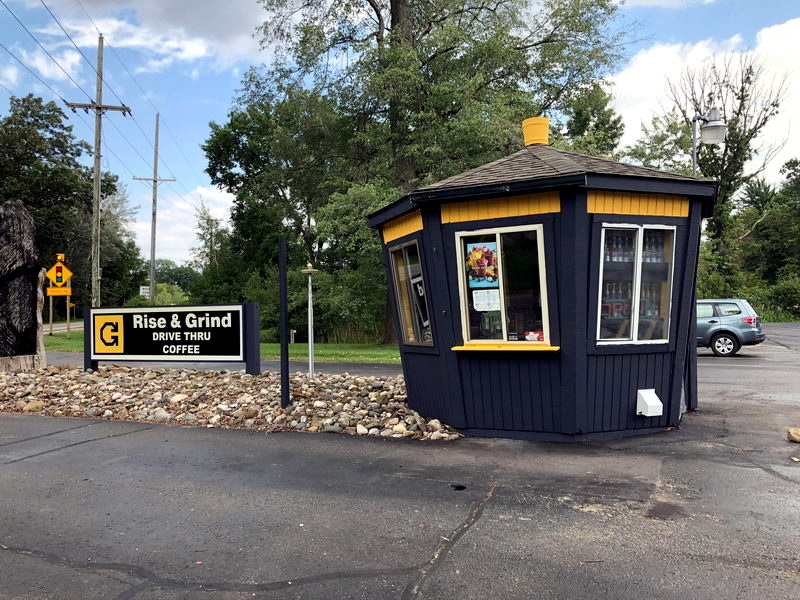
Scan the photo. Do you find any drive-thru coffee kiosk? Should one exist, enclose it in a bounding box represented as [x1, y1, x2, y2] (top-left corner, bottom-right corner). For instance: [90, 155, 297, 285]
[369, 118, 716, 440]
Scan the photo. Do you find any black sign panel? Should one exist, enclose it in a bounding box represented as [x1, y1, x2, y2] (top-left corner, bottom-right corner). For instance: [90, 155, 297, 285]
[90, 305, 244, 361]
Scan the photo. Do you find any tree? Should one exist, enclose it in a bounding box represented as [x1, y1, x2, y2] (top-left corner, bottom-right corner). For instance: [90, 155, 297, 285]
[666, 54, 787, 253]
[257, 0, 628, 190]
[0, 94, 142, 310]
[620, 110, 693, 173]
[204, 89, 351, 266]
[552, 82, 624, 157]
[155, 259, 199, 291]
[737, 161, 800, 284]
[189, 204, 244, 304]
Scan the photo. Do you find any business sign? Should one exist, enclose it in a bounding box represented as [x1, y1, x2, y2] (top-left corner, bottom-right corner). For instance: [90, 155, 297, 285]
[89, 305, 244, 361]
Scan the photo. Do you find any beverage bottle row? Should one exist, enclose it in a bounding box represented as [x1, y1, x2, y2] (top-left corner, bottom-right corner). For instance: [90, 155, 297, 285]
[641, 282, 661, 317]
[604, 233, 634, 262]
[643, 233, 665, 263]
[603, 282, 632, 301]
[603, 232, 666, 263]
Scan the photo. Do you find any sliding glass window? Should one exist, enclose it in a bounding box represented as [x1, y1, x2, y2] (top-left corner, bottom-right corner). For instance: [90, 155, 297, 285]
[598, 225, 675, 343]
[456, 225, 550, 345]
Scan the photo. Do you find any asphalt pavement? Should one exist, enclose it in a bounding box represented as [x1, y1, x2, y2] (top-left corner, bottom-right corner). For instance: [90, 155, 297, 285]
[2, 326, 799, 599]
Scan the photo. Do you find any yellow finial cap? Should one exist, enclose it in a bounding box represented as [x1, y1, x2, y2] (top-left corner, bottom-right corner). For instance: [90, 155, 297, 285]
[522, 117, 549, 146]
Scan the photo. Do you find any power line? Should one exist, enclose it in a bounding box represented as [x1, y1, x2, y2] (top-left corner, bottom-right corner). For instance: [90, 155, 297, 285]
[0, 0, 93, 102]
[0, 41, 66, 102]
[38, 0, 127, 109]
[72, 0, 210, 200]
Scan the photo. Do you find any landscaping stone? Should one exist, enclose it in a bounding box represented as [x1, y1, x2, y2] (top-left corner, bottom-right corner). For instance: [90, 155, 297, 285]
[0, 367, 462, 441]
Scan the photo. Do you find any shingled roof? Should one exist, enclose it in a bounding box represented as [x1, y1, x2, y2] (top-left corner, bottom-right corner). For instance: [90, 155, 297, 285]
[368, 140, 717, 227]
[417, 144, 701, 194]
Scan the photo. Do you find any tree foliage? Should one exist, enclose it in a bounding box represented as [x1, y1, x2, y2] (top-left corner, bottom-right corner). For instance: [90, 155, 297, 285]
[198, 1, 633, 340]
[0, 94, 144, 311]
[666, 54, 786, 252]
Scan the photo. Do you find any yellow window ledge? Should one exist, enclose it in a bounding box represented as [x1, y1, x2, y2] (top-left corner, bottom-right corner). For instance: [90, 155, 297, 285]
[451, 344, 560, 351]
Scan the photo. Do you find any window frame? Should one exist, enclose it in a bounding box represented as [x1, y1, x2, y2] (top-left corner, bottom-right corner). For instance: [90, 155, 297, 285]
[388, 239, 434, 347]
[596, 223, 677, 345]
[455, 224, 551, 346]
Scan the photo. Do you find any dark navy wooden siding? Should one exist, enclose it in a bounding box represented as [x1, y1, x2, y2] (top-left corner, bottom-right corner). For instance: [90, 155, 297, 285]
[401, 352, 453, 423]
[457, 353, 561, 432]
[585, 352, 674, 432]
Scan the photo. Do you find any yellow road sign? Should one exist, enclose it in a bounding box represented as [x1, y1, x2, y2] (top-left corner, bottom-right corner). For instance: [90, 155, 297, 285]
[46, 287, 72, 296]
[45, 261, 73, 287]
[94, 315, 124, 353]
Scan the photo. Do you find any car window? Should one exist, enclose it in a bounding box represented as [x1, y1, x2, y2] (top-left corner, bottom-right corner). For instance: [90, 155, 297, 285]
[697, 304, 714, 318]
[717, 302, 741, 316]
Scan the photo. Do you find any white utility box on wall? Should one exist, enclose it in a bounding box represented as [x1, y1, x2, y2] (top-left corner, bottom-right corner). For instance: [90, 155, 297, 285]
[636, 389, 663, 417]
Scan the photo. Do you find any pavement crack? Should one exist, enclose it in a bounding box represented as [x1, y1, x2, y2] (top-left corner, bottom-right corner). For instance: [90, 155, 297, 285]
[402, 480, 496, 600]
[742, 457, 800, 484]
[0, 543, 420, 599]
[1, 426, 154, 465]
[0, 421, 95, 447]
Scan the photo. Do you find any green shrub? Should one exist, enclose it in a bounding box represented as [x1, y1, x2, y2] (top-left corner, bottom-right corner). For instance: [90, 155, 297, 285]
[260, 327, 279, 343]
[768, 276, 800, 318]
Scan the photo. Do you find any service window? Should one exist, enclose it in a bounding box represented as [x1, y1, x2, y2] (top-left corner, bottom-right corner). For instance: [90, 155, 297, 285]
[597, 224, 675, 343]
[456, 225, 550, 344]
[389, 241, 433, 346]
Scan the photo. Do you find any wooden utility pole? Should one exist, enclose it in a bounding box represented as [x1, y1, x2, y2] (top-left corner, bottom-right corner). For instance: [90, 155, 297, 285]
[65, 35, 131, 307]
[134, 113, 175, 304]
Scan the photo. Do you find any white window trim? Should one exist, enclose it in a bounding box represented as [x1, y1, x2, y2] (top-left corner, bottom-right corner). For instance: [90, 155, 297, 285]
[455, 224, 551, 345]
[389, 240, 434, 347]
[596, 223, 676, 344]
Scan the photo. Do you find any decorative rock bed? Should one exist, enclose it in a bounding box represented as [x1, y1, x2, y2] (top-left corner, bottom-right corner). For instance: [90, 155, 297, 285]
[0, 366, 462, 440]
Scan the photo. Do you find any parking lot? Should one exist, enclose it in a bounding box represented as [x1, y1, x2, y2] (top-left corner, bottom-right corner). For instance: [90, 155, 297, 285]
[1, 324, 798, 599]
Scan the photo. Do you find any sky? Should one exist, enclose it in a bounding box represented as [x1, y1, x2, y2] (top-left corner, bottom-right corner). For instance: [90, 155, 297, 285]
[0, 0, 798, 266]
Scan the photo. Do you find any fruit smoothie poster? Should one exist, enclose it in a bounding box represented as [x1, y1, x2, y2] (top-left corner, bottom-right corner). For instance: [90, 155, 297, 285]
[466, 242, 499, 289]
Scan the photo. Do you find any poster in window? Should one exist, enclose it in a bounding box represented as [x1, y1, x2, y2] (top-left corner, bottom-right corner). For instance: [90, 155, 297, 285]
[466, 242, 499, 288]
[472, 289, 501, 312]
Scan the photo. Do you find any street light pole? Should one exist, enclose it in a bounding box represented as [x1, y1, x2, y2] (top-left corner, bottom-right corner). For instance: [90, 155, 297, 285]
[691, 108, 727, 176]
[300, 263, 319, 379]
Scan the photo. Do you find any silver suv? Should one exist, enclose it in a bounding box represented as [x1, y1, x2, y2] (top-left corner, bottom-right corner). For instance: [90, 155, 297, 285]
[696, 299, 765, 356]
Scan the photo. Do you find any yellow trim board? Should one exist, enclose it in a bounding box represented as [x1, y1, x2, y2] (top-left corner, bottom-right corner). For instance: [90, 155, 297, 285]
[382, 210, 423, 243]
[587, 191, 688, 217]
[451, 344, 560, 351]
[441, 191, 560, 224]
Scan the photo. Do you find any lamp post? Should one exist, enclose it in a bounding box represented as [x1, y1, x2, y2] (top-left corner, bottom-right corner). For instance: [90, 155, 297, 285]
[300, 263, 319, 379]
[691, 108, 727, 176]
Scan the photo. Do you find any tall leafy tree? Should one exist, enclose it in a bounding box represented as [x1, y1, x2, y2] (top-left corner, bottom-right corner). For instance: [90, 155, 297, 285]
[552, 82, 624, 157]
[257, 0, 628, 189]
[666, 54, 787, 253]
[202, 1, 631, 341]
[620, 110, 693, 173]
[154, 259, 199, 291]
[0, 94, 143, 310]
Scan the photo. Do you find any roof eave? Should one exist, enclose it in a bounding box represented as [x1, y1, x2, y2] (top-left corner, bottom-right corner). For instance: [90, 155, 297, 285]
[409, 173, 587, 204]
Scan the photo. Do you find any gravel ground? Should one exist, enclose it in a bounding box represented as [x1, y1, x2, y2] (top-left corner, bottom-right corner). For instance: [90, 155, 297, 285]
[0, 365, 461, 440]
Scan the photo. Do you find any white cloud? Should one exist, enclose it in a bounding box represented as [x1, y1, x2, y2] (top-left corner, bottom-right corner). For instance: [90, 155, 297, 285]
[132, 185, 234, 264]
[19, 46, 84, 85]
[42, 0, 264, 69]
[624, 0, 718, 7]
[612, 19, 800, 184]
[0, 64, 20, 87]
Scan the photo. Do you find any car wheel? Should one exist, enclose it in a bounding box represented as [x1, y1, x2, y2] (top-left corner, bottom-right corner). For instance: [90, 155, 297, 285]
[711, 332, 740, 356]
